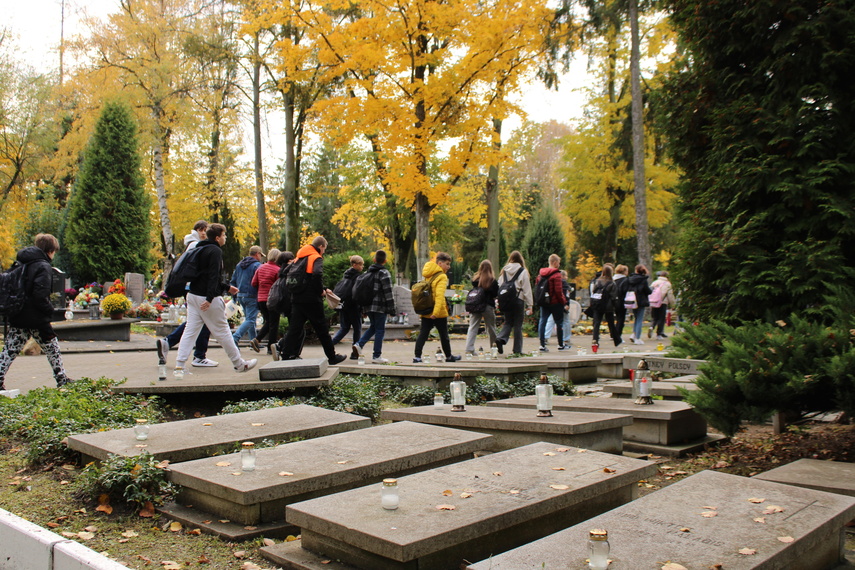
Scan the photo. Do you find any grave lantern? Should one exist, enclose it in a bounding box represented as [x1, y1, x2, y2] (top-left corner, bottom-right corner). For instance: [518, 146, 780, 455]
[587, 528, 610, 569]
[88, 298, 101, 320]
[633, 358, 654, 405]
[450, 374, 466, 412]
[134, 419, 150, 441]
[535, 373, 553, 417]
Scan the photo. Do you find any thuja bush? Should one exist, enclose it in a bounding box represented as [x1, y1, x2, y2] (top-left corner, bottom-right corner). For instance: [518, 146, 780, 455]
[669, 316, 855, 436]
[76, 451, 177, 512]
[219, 395, 305, 415]
[0, 377, 165, 464]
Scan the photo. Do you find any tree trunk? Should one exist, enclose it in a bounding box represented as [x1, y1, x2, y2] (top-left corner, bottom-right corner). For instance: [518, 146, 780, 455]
[485, 118, 502, 271]
[205, 108, 222, 216]
[629, 0, 652, 270]
[282, 90, 300, 252]
[152, 104, 174, 274]
[252, 32, 268, 251]
[415, 191, 430, 271]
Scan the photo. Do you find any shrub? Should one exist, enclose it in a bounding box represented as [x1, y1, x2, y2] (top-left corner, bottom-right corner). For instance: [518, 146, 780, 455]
[308, 375, 384, 421]
[76, 451, 177, 512]
[0, 377, 165, 464]
[219, 396, 305, 415]
[393, 385, 436, 406]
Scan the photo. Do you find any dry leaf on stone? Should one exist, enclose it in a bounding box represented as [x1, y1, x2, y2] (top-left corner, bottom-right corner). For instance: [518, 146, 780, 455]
[509, 489, 520, 494]
[603, 467, 616, 474]
[187, 529, 201, 535]
[442, 490, 453, 496]
[701, 511, 718, 518]
[763, 505, 784, 514]
[215, 461, 232, 467]
[555, 448, 570, 452]
[754, 517, 766, 523]
[661, 564, 688, 570]
[337, 460, 349, 464]
[232, 472, 243, 476]
[122, 530, 138, 538]
[139, 502, 155, 518]
[84, 525, 98, 532]
[748, 497, 765, 503]
[680, 528, 691, 533]
[702, 506, 717, 510]
[279, 472, 294, 477]
[77, 531, 95, 540]
[233, 550, 246, 559]
[134, 445, 148, 448]
[550, 484, 570, 490]
[156, 460, 170, 469]
[460, 492, 473, 499]
[161, 562, 181, 570]
[493, 471, 503, 476]
[543, 452, 556, 456]
[251, 423, 265, 426]
[244, 526, 257, 531]
[777, 536, 794, 543]
[738, 548, 757, 555]
[436, 504, 457, 510]
[169, 521, 183, 532]
[552, 467, 565, 471]
[263, 538, 275, 547]
[577, 449, 588, 453]
[202, 423, 213, 426]
[285, 535, 299, 542]
[219, 520, 230, 524]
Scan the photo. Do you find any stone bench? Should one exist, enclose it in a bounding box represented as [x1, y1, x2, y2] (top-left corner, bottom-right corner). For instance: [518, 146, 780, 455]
[336, 364, 481, 389]
[754, 458, 855, 498]
[52, 318, 139, 342]
[467, 469, 855, 570]
[381, 405, 632, 454]
[487, 395, 724, 456]
[603, 380, 698, 400]
[67, 404, 369, 464]
[162, 421, 493, 539]
[261, 442, 657, 570]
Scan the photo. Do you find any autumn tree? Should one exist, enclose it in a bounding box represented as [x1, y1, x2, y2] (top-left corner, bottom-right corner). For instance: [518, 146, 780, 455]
[66, 100, 151, 281]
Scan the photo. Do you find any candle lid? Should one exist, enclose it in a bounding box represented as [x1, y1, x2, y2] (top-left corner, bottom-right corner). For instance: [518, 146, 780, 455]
[382, 478, 397, 486]
[589, 528, 608, 540]
[242, 441, 255, 448]
[135, 419, 148, 424]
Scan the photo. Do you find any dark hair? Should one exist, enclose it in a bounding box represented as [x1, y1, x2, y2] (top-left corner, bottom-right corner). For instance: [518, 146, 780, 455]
[634, 264, 648, 275]
[436, 252, 452, 263]
[193, 220, 208, 232]
[278, 251, 295, 266]
[375, 250, 387, 264]
[206, 223, 226, 240]
[34, 233, 59, 254]
[473, 259, 494, 289]
[597, 264, 614, 285]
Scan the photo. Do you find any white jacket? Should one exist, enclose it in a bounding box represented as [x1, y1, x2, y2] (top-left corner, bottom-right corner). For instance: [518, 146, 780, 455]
[498, 263, 533, 309]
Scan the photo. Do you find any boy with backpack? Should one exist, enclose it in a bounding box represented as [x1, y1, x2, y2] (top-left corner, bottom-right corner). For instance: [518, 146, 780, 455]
[412, 252, 461, 363]
[331, 255, 364, 358]
[0, 234, 73, 391]
[352, 250, 396, 364]
[535, 254, 569, 352]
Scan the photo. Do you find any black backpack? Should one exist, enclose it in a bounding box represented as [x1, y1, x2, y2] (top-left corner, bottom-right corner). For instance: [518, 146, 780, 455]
[496, 268, 523, 312]
[534, 274, 552, 307]
[0, 262, 32, 317]
[333, 274, 355, 303]
[351, 269, 378, 307]
[267, 266, 292, 315]
[164, 245, 207, 298]
[285, 256, 311, 295]
[464, 286, 487, 313]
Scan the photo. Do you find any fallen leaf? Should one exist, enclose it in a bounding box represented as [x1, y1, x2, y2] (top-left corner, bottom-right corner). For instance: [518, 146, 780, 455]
[492, 471, 503, 476]
[139, 502, 155, 518]
[95, 496, 113, 515]
[543, 452, 556, 456]
[680, 528, 691, 533]
[61, 531, 77, 538]
[279, 471, 294, 477]
[672, 471, 688, 475]
[552, 467, 565, 471]
[137, 555, 152, 563]
[337, 460, 350, 464]
[242, 563, 261, 570]
[509, 489, 520, 494]
[187, 529, 201, 535]
[763, 505, 784, 514]
[202, 423, 213, 426]
[555, 447, 570, 452]
[251, 423, 265, 426]
[262, 538, 275, 547]
[118, 539, 129, 543]
[603, 467, 616, 474]
[59, 480, 70, 485]
[550, 484, 570, 490]
[219, 520, 230, 524]
[701, 511, 718, 518]
[244, 526, 257, 531]
[156, 460, 170, 469]
[169, 521, 182, 532]
[161, 562, 181, 570]
[198, 555, 211, 564]
[121, 530, 138, 538]
[321, 562, 331, 565]
[777, 536, 794, 543]
[662, 564, 688, 570]
[77, 531, 95, 540]
[233, 550, 246, 558]
[702, 506, 717, 510]
[442, 490, 453, 496]
[83, 525, 98, 532]
[712, 461, 730, 469]
[46, 522, 60, 528]
[285, 535, 299, 542]
[436, 504, 456, 510]
[215, 461, 232, 467]
[134, 445, 148, 448]
[460, 492, 473, 499]
[61, 464, 76, 471]
[754, 517, 766, 524]
[738, 548, 757, 555]
[73, 508, 86, 514]
[709, 565, 723, 570]
[232, 472, 243, 476]
[660, 465, 674, 470]
[577, 449, 588, 453]
[194, 412, 203, 417]
[748, 497, 765, 503]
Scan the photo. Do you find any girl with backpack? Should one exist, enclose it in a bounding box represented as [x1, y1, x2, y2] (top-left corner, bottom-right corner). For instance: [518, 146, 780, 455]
[330, 255, 364, 358]
[626, 264, 653, 345]
[589, 264, 622, 348]
[495, 251, 533, 356]
[464, 259, 499, 356]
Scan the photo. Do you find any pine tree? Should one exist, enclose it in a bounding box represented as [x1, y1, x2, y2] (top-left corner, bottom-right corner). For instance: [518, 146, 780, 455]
[660, 0, 855, 324]
[521, 207, 567, 272]
[66, 100, 151, 282]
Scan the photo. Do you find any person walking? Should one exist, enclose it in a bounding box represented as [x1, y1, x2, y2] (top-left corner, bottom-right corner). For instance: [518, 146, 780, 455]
[331, 255, 364, 358]
[173, 224, 257, 375]
[626, 264, 653, 345]
[0, 234, 73, 391]
[536, 254, 569, 352]
[649, 270, 677, 339]
[589, 264, 622, 348]
[155, 220, 217, 367]
[250, 249, 281, 354]
[613, 264, 630, 339]
[230, 245, 264, 346]
[277, 236, 346, 365]
[494, 251, 533, 356]
[353, 250, 395, 364]
[544, 270, 575, 347]
[413, 252, 461, 362]
[464, 259, 499, 356]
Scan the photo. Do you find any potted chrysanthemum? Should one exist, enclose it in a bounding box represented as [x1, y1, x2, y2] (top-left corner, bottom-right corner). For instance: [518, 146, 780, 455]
[101, 293, 132, 319]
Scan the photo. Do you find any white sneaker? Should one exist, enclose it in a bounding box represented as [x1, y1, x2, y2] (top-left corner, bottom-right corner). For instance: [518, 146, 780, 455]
[236, 359, 258, 373]
[353, 344, 363, 356]
[372, 357, 389, 364]
[192, 357, 219, 367]
[634, 338, 645, 345]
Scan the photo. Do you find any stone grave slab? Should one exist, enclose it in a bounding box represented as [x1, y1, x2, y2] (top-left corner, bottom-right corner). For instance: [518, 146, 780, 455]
[261, 442, 657, 570]
[52, 318, 136, 341]
[111, 367, 338, 394]
[754, 458, 855, 498]
[595, 354, 632, 379]
[381, 405, 631, 454]
[604, 380, 698, 400]
[451, 361, 547, 383]
[487, 395, 722, 456]
[336, 365, 481, 389]
[531, 358, 598, 383]
[467, 469, 855, 570]
[67, 404, 369, 464]
[259, 358, 328, 381]
[164, 422, 493, 533]
[622, 354, 706, 375]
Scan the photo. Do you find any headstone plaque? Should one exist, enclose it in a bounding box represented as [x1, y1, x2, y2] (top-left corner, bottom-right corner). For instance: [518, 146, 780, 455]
[124, 272, 145, 303]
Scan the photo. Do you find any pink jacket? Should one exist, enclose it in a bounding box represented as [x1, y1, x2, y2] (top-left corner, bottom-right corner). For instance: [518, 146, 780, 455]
[251, 262, 280, 302]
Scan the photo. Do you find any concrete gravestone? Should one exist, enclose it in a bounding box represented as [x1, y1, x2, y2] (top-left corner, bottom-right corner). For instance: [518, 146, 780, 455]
[123, 272, 145, 304]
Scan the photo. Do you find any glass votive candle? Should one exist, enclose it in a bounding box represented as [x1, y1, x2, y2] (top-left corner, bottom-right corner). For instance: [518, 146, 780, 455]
[134, 419, 150, 441]
[241, 441, 256, 471]
[381, 478, 399, 510]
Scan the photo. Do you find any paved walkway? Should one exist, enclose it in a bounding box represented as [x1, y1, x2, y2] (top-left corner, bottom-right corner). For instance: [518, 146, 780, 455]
[1, 327, 672, 396]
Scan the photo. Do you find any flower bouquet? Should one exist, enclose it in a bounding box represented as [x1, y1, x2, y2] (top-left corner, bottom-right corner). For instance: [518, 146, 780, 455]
[101, 293, 132, 317]
[108, 279, 126, 295]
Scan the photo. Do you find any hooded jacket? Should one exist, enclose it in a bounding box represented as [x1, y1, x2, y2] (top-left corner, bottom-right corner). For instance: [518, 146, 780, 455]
[536, 267, 567, 306]
[187, 240, 229, 302]
[420, 260, 449, 319]
[9, 246, 55, 329]
[290, 244, 325, 304]
[651, 275, 677, 306]
[627, 272, 653, 308]
[230, 256, 261, 299]
[497, 262, 533, 309]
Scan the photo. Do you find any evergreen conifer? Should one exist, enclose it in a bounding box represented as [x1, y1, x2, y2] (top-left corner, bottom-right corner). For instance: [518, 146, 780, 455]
[521, 207, 566, 272]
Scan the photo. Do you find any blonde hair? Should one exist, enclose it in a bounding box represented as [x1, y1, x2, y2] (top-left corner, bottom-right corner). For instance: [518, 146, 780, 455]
[350, 255, 364, 265]
[473, 259, 495, 289]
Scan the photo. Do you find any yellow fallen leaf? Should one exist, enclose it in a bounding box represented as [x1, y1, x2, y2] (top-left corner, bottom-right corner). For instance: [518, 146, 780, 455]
[436, 504, 456, 510]
[603, 467, 616, 474]
[738, 548, 757, 555]
[492, 471, 503, 476]
[748, 497, 765, 503]
[232, 472, 242, 476]
[550, 484, 570, 490]
[202, 423, 213, 426]
[460, 492, 473, 499]
[509, 489, 520, 494]
[138, 502, 155, 518]
[701, 511, 718, 518]
[279, 471, 294, 476]
[77, 531, 95, 540]
[552, 467, 565, 471]
[169, 521, 182, 532]
[162, 562, 181, 570]
[777, 536, 794, 543]
[577, 449, 588, 453]
[661, 564, 688, 570]
[61, 531, 77, 538]
[555, 448, 570, 452]
[215, 461, 232, 467]
[84, 525, 98, 532]
[754, 517, 766, 523]
[543, 452, 556, 456]
[285, 535, 299, 542]
[337, 460, 349, 464]
[187, 529, 201, 535]
[763, 505, 784, 514]
[61, 464, 76, 471]
[219, 520, 230, 524]
[442, 490, 453, 496]
[680, 528, 691, 533]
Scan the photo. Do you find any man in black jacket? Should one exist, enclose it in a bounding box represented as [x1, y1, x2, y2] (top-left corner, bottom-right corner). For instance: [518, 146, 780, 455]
[0, 234, 72, 390]
[173, 223, 257, 375]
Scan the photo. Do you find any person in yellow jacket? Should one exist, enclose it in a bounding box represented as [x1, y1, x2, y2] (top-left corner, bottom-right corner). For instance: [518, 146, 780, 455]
[413, 252, 461, 363]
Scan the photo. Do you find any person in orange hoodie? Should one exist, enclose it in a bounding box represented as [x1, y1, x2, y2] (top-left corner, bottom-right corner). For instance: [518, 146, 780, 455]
[413, 252, 461, 363]
[277, 236, 346, 365]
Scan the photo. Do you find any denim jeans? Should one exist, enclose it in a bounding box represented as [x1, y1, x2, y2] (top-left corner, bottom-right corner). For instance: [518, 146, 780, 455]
[538, 304, 565, 347]
[357, 311, 387, 358]
[632, 307, 646, 340]
[332, 306, 363, 345]
[232, 296, 259, 343]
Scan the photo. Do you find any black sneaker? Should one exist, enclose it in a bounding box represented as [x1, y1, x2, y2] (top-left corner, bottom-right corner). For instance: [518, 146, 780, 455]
[446, 355, 461, 362]
[413, 357, 423, 363]
[495, 338, 505, 354]
[329, 354, 347, 365]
